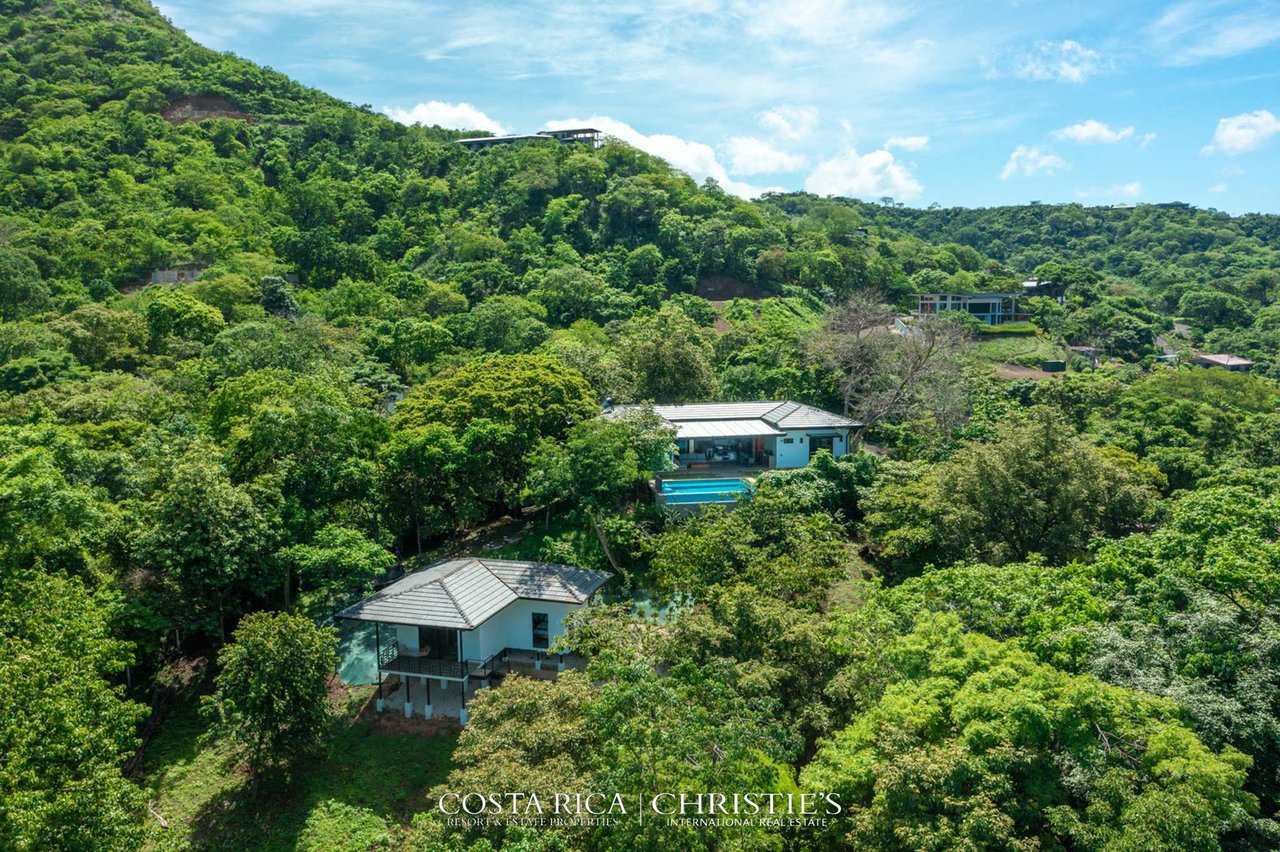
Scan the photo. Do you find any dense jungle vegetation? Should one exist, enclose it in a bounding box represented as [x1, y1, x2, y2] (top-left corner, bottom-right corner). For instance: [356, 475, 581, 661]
[3, 1, 1280, 850]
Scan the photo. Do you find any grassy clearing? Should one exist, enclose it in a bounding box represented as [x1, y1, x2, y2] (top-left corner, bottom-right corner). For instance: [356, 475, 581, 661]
[142, 682, 457, 851]
[975, 320, 1039, 335]
[970, 334, 1065, 367]
[827, 551, 875, 609]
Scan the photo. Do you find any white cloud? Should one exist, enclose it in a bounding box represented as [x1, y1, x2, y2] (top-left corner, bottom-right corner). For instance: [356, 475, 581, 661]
[723, 137, 807, 174]
[1202, 109, 1280, 155]
[1076, 181, 1142, 200]
[740, 0, 906, 46]
[1000, 145, 1069, 179]
[544, 116, 775, 198]
[804, 147, 923, 201]
[1150, 1, 1280, 65]
[1052, 120, 1135, 144]
[1012, 40, 1105, 83]
[383, 101, 507, 134]
[1139, 132, 1157, 148]
[760, 105, 819, 141]
[1210, 183, 1229, 193]
[885, 134, 930, 151]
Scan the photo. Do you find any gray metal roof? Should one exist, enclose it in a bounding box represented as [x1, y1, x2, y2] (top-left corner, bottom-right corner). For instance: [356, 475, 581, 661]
[674, 419, 786, 439]
[538, 127, 603, 135]
[337, 558, 612, 629]
[767, 401, 858, 430]
[1193, 353, 1253, 367]
[647, 402, 781, 421]
[611, 401, 858, 432]
[483, 559, 613, 601]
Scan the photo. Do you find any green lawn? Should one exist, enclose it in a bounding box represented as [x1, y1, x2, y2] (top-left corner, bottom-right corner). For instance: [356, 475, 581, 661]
[975, 320, 1039, 335]
[142, 683, 457, 851]
[969, 334, 1065, 367]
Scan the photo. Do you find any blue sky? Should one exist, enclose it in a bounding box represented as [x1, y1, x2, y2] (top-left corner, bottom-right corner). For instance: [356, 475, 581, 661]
[155, 0, 1280, 212]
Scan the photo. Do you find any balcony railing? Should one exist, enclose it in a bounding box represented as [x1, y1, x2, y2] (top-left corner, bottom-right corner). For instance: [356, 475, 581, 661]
[378, 645, 469, 680]
[377, 645, 565, 681]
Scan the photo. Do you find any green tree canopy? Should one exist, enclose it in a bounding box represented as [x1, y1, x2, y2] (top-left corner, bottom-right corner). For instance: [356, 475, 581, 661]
[0, 570, 146, 851]
[805, 613, 1257, 851]
[865, 407, 1164, 574]
[201, 611, 338, 781]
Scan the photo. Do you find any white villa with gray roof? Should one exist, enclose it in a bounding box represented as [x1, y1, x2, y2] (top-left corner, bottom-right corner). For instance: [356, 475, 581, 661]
[338, 557, 611, 722]
[609, 400, 859, 505]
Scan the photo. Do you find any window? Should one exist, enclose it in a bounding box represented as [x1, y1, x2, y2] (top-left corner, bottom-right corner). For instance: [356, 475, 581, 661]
[809, 435, 835, 458]
[416, 626, 458, 660]
[532, 612, 549, 649]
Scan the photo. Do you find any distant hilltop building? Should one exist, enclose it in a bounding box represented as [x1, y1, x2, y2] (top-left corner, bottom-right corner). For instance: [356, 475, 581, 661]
[1192, 353, 1253, 372]
[1019, 276, 1066, 301]
[910, 279, 1065, 327]
[150, 264, 207, 284]
[912, 292, 1025, 325]
[457, 127, 604, 152]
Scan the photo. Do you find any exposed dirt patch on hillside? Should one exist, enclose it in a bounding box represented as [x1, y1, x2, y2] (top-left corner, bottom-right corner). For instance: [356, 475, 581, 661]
[696, 275, 768, 301]
[995, 363, 1056, 380]
[164, 95, 255, 124]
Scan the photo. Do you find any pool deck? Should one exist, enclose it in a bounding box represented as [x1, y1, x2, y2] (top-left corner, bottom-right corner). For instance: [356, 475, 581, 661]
[659, 464, 764, 480]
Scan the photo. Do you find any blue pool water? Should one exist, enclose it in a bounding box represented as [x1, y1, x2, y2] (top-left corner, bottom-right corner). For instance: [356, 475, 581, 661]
[660, 477, 752, 504]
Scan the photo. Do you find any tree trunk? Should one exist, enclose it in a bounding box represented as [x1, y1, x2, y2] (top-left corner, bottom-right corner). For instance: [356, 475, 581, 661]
[588, 510, 624, 577]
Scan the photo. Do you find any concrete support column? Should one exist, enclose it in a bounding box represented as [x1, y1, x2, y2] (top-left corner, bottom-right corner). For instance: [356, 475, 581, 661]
[423, 677, 433, 719]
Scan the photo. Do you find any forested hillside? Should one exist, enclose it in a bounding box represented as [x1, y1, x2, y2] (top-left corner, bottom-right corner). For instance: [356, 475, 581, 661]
[835, 198, 1280, 370]
[3, 1, 1280, 850]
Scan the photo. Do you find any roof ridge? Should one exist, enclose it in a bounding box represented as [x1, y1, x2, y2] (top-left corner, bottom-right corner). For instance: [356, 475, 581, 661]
[436, 559, 479, 629]
[560, 568, 587, 603]
[554, 562, 608, 603]
[538, 562, 581, 602]
[761, 401, 792, 422]
[485, 559, 593, 603]
[361, 560, 450, 606]
[477, 558, 523, 597]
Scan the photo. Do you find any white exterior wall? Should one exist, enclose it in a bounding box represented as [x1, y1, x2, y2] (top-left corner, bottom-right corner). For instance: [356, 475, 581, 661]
[774, 432, 808, 468]
[774, 430, 849, 469]
[459, 599, 581, 662]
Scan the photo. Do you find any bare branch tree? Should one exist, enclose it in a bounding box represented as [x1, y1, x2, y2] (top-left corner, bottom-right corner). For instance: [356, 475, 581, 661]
[812, 293, 969, 442]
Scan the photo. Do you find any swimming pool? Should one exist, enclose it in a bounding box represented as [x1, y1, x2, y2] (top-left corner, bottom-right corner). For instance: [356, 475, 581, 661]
[659, 477, 753, 504]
